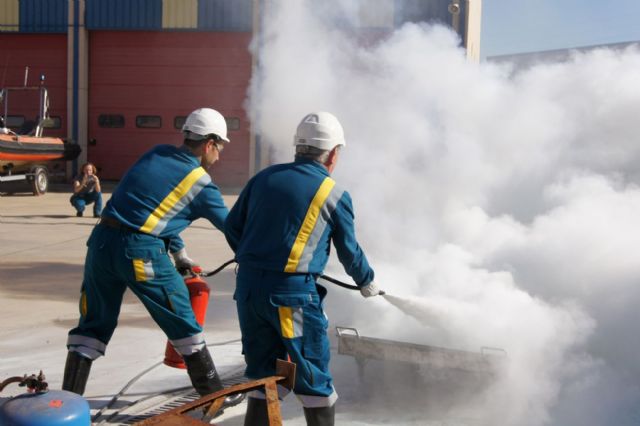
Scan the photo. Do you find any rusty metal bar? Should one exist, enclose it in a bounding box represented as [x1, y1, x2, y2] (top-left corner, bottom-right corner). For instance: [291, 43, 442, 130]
[134, 359, 296, 426]
[202, 397, 225, 421]
[264, 381, 282, 425]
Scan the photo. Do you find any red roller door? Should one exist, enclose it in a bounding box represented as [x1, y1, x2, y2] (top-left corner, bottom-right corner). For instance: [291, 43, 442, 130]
[88, 31, 252, 187]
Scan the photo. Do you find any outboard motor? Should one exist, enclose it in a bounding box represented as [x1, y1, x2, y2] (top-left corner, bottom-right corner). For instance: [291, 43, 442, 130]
[0, 371, 90, 426]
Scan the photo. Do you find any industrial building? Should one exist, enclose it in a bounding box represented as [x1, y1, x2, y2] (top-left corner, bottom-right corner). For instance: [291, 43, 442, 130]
[0, 0, 481, 187]
[488, 40, 640, 70]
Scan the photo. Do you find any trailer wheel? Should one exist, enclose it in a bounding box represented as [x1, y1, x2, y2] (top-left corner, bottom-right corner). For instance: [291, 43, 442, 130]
[32, 167, 49, 195]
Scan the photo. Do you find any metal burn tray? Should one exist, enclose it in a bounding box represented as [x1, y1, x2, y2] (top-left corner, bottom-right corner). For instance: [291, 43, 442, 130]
[336, 326, 505, 374]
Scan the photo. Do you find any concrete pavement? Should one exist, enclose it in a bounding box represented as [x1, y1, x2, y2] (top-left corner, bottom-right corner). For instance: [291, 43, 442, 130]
[0, 186, 250, 423]
[0, 185, 459, 425]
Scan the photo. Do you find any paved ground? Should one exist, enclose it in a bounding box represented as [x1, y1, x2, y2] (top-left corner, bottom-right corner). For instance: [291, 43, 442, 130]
[0, 185, 257, 423]
[0, 184, 478, 425]
[0, 186, 380, 425]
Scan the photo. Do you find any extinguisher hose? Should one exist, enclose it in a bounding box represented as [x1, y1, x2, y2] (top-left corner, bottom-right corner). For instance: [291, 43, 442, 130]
[204, 258, 363, 292]
[202, 259, 237, 277]
[317, 274, 360, 290]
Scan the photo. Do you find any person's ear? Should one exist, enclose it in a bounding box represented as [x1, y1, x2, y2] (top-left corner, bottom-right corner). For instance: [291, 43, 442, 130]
[329, 147, 339, 163]
[323, 147, 339, 172]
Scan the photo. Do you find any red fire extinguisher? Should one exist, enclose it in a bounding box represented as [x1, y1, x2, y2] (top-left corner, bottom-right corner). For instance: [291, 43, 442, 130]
[163, 267, 210, 369]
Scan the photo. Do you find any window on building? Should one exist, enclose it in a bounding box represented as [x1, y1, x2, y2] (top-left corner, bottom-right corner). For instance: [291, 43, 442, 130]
[174, 116, 186, 129]
[225, 117, 240, 131]
[136, 115, 162, 129]
[5, 115, 25, 128]
[98, 114, 125, 128]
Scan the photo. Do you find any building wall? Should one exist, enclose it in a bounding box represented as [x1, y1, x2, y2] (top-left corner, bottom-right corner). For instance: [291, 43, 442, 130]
[87, 31, 252, 185]
[85, 0, 163, 30]
[487, 41, 640, 69]
[1, 0, 481, 186]
[0, 33, 69, 177]
[0, 34, 67, 136]
[0, 0, 20, 32]
[19, 0, 69, 32]
[84, 0, 253, 31]
[464, 0, 482, 61]
[1, 0, 254, 186]
[162, 0, 198, 29]
[1, 0, 68, 33]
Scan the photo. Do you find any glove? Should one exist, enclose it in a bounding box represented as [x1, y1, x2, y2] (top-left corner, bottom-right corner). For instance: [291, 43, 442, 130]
[172, 248, 200, 274]
[360, 281, 383, 298]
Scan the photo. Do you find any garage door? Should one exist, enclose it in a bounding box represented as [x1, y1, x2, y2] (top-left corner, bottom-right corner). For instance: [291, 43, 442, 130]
[88, 31, 251, 187]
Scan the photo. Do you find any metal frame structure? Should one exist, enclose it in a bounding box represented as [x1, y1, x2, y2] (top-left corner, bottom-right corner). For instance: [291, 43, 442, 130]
[134, 359, 296, 426]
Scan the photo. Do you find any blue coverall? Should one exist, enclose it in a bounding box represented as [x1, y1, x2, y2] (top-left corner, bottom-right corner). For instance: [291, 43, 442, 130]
[224, 157, 374, 407]
[67, 145, 228, 360]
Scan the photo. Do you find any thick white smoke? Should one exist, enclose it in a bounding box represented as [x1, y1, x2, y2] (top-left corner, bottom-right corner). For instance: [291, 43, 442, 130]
[246, 1, 640, 425]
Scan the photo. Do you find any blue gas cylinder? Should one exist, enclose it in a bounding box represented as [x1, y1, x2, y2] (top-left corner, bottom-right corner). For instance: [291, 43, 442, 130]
[0, 389, 90, 426]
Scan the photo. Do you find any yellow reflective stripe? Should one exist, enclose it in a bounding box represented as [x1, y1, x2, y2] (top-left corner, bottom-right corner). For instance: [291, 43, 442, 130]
[80, 291, 87, 317]
[133, 259, 147, 282]
[285, 177, 335, 272]
[140, 167, 207, 234]
[279, 307, 294, 338]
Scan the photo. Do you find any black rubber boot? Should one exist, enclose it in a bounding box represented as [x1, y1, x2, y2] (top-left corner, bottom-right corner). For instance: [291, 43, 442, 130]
[62, 351, 93, 395]
[243, 397, 270, 426]
[182, 346, 224, 396]
[303, 405, 335, 426]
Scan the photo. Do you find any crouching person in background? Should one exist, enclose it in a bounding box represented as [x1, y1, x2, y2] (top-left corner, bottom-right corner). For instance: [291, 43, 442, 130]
[70, 162, 103, 218]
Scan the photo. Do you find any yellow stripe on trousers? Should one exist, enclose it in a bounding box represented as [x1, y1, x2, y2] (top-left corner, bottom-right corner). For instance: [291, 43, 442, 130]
[279, 307, 294, 338]
[140, 167, 207, 234]
[80, 291, 88, 317]
[133, 259, 147, 282]
[284, 177, 335, 273]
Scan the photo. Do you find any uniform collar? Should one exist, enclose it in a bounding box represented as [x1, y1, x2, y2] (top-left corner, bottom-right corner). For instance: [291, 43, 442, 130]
[294, 156, 330, 176]
[178, 145, 201, 167]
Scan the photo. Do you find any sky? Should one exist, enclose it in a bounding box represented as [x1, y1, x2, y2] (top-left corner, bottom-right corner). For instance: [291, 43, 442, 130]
[481, 0, 640, 58]
[246, 1, 640, 424]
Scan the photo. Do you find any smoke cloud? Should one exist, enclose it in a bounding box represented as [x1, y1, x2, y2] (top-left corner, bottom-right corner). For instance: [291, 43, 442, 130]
[246, 1, 640, 425]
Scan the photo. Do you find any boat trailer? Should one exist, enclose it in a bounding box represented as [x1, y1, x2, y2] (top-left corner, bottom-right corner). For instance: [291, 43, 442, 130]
[0, 72, 81, 195]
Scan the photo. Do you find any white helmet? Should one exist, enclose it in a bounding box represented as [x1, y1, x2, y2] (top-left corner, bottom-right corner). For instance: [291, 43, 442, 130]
[182, 108, 230, 142]
[293, 111, 345, 150]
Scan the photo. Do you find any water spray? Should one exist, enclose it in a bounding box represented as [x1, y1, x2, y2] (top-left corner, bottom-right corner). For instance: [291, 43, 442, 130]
[382, 293, 450, 328]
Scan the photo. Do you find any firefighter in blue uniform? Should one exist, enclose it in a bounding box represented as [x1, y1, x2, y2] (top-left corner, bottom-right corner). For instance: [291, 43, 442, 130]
[225, 112, 384, 426]
[63, 108, 232, 398]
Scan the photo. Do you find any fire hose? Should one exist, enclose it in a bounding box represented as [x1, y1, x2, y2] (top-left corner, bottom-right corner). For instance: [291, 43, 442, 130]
[203, 259, 385, 295]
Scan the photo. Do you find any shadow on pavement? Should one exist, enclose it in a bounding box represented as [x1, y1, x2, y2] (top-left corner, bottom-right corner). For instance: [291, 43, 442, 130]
[0, 261, 83, 300]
